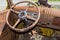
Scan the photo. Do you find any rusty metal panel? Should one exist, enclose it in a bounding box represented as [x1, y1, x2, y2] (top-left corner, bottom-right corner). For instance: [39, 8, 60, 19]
[53, 17, 60, 26]
[0, 24, 19, 40]
[0, 12, 19, 40]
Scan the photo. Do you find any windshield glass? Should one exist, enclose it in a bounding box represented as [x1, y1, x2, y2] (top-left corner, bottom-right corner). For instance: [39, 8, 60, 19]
[13, 0, 34, 6]
[12, 0, 60, 9]
[13, 0, 32, 4]
[0, 0, 7, 11]
[48, 0, 60, 9]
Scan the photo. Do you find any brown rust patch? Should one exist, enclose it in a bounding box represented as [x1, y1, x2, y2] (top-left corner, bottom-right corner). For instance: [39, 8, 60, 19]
[0, 11, 7, 35]
[53, 17, 60, 26]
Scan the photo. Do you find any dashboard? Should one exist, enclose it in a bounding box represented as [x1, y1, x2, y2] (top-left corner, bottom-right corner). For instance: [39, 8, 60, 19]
[18, 10, 60, 30]
[27, 11, 38, 19]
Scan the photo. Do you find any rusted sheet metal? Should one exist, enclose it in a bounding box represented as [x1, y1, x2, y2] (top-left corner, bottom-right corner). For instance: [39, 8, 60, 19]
[53, 17, 60, 26]
[0, 11, 7, 35]
[0, 6, 60, 35]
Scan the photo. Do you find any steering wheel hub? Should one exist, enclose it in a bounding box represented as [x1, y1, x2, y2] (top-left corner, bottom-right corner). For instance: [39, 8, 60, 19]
[18, 11, 27, 20]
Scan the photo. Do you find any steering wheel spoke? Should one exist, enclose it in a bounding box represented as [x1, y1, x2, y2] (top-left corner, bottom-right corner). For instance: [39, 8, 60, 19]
[13, 19, 20, 28]
[10, 9, 19, 14]
[26, 15, 36, 21]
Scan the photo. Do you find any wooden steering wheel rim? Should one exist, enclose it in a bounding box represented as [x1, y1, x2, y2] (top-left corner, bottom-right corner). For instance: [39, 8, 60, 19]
[6, 1, 40, 33]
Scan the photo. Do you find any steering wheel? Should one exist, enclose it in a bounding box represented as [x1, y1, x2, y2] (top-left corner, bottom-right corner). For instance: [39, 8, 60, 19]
[6, 1, 40, 33]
